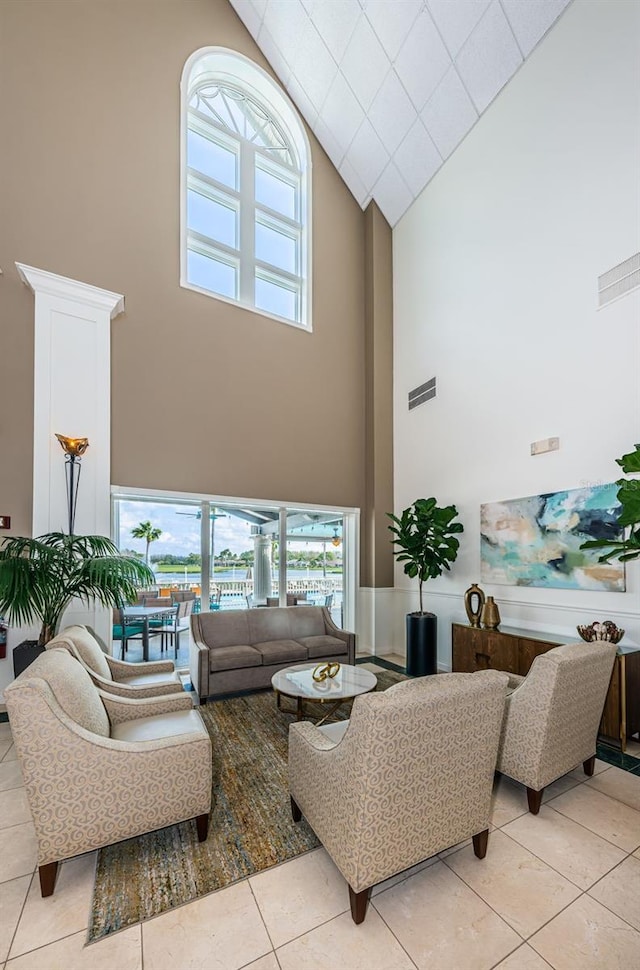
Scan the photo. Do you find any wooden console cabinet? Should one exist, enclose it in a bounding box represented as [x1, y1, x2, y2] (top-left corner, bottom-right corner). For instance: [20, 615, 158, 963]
[452, 623, 640, 752]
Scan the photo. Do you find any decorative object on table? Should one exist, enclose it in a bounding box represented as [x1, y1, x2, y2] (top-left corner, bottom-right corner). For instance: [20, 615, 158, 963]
[312, 661, 341, 682]
[0, 532, 154, 675]
[580, 443, 640, 565]
[577, 621, 625, 644]
[480, 595, 501, 630]
[464, 583, 486, 627]
[481, 483, 625, 591]
[55, 434, 89, 535]
[388, 498, 464, 676]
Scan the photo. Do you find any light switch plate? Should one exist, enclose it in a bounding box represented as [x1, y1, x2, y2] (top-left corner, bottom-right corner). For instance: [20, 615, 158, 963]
[531, 437, 560, 456]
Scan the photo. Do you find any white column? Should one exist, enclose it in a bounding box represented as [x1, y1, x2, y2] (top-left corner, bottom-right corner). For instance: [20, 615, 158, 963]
[253, 534, 273, 602]
[16, 263, 124, 643]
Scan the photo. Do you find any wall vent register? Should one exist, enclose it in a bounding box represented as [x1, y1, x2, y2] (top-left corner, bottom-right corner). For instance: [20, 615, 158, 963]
[598, 252, 640, 308]
[408, 377, 436, 411]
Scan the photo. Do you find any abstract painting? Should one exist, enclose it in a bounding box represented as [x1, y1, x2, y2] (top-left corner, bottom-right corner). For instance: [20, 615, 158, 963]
[481, 484, 625, 591]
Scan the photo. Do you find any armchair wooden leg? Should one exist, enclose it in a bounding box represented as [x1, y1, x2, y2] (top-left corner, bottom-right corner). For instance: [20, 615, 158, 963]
[39, 861, 59, 897]
[583, 755, 596, 777]
[472, 829, 489, 859]
[526, 787, 544, 814]
[195, 813, 209, 842]
[290, 796, 302, 822]
[348, 885, 371, 924]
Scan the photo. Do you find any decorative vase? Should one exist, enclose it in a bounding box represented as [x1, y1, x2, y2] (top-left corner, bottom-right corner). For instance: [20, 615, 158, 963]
[480, 596, 501, 630]
[464, 583, 485, 628]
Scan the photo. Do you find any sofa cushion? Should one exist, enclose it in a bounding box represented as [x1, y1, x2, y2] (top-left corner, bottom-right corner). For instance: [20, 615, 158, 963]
[254, 639, 308, 665]
[111, 709, 206, 742]
[247, 608, 293, 644]
[195, 610, 251, 648]
[297, 635, 348, 659]
[284, 606, 327, 637]
[209, 645, 262, 672]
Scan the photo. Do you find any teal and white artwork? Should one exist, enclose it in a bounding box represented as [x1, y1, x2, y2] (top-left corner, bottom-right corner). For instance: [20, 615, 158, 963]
[480, 484, 625, 591]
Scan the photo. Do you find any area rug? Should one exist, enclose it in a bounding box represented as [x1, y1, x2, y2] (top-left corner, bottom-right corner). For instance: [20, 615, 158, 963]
[89, 668, 404, 942]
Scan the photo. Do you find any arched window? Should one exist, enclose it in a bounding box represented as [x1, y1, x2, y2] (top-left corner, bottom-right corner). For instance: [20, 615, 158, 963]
[181, 48, 312, 330]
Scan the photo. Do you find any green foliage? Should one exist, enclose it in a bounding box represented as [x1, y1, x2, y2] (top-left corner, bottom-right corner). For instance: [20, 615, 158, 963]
[0, 533, 155, 646]
[388, 498, 464, 613]
[131, 521, 162, 564]
[580, 444, 640, 564]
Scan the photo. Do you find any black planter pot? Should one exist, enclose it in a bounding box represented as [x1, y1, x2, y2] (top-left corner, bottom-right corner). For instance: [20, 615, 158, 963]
[406, 612, 438, 676]
[13, 640, 45, 678]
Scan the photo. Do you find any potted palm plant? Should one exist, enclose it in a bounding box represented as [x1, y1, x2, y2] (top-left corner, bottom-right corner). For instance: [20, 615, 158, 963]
[0, 532, 155, 674]
[388, 498, 464, 676]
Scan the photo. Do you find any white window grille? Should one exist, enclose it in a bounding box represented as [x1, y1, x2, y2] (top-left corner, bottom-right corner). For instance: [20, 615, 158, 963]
[181, 49, 312, 330]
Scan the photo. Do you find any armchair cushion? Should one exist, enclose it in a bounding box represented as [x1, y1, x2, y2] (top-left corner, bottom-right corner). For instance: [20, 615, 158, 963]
[37, 647, 110, 737]
[51, 624, 112, 680]
[112, 709, 206, 743]
[119, 671, 182, 689]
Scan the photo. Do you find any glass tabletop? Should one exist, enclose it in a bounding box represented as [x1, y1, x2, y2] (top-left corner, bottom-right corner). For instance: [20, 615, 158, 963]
[271, 663, 376, 701]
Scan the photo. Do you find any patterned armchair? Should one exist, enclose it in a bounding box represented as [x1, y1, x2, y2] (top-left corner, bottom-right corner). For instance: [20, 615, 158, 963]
[46, 624, 183, 698]
[5, 648, 211, 897]
[289, 670, 508, 923]
[496, 640, 617, 813]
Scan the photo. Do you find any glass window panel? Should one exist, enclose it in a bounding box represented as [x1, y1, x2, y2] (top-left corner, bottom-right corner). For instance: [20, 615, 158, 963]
[255, 167, 296, 219]
[255, 276, 297, 321]
[188, 250, 236, 299]
[255, 221, 297, 274]
[187, 129, 237, 189]
[187, 189, 237, 248]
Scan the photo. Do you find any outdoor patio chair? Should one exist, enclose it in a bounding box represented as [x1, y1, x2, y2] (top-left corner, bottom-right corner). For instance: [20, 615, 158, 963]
[5, 648, 211, 897]
[112, 607, 163, 659]
[162, 600, 194, 657]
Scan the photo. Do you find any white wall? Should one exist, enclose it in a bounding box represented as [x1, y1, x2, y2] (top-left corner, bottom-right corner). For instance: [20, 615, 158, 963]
[392, 0, 640, 667]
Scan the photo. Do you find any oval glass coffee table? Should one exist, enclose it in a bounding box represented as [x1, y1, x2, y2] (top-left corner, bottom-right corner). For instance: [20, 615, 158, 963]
[272, 662, 377, 725]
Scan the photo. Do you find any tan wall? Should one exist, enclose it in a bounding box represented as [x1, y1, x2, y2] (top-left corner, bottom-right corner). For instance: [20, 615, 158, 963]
[0, 0, 366, 538]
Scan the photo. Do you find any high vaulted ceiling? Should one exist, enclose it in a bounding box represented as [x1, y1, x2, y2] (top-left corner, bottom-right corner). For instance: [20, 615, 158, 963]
[230, 0, 572, 226]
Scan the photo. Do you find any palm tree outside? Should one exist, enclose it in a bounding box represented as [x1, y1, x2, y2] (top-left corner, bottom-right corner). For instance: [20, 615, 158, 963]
[131, 521, 162, 565]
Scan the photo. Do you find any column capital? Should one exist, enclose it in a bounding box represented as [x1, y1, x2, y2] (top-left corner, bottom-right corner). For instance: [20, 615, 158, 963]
[16, 263, 125, 319]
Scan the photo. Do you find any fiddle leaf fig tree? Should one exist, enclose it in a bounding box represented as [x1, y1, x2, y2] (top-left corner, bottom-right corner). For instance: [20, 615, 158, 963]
[581, 444, 640, 563]
[388, 498, 464, 614]
[0, 533, 155, 646]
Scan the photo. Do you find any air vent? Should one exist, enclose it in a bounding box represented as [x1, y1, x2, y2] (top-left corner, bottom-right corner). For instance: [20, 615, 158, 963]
[408, 377, 436, 411]
[598, 253, 640, 307]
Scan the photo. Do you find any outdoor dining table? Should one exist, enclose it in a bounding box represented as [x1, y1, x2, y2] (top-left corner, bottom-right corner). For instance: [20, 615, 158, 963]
[121, 605, 175, 662]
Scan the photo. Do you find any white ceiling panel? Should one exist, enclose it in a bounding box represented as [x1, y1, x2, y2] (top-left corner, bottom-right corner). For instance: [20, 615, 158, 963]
[340, 15, 389, 110]
[368, 70, 418, 156]
[455, 1, 523, 114]
[421, 66, 478, 159]
[339, 156, 370, 207]
[229, 0, 573, 225]
[372, 161, 413, 227]
[502, 0, 572, 57]
[344, 118, 390, 192]
[318, 71, 366, 157]
[290, 21, 339, 111]
[426, 0, 491, 57]
[310, 0, 362, 63]
[229, 0, 262, 38]
[394, 8, 452, 111]
[394, 118, 442, 197]
[364, 0, 423, 61]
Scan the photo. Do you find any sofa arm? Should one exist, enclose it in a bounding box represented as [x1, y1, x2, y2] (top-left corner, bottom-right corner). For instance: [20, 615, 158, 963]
[100, 690, 193, 726]
[107, 656, 175, 680]
[190, 635, 210, 702]
[321, 608, 356, 665]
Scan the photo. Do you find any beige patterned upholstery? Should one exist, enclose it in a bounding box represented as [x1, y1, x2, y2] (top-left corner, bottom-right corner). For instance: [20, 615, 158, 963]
[496, 640, 617, 812]
[46, 625, 183, 698]
[289, 670, 509, 923]
[5, 649, 212, 897]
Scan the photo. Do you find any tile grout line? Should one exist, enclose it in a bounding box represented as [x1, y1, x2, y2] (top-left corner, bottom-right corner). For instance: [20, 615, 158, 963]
[3, 869, 35, 967]
[246, 877, 279, 964]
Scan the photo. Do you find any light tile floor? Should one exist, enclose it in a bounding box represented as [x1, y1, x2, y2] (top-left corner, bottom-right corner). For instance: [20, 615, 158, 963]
[1, 672, 640, 970]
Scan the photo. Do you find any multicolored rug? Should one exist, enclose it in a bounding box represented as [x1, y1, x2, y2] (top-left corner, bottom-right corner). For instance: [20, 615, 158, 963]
[89, 668, 404, 942]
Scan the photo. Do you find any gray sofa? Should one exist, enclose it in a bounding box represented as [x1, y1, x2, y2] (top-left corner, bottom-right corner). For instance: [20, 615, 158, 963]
[190, 606, 355, 702]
